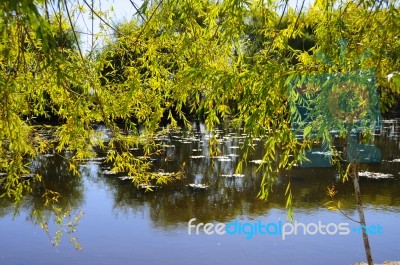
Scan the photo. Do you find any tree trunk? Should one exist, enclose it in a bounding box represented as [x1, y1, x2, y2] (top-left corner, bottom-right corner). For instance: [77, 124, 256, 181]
[351, 162, 374, 265]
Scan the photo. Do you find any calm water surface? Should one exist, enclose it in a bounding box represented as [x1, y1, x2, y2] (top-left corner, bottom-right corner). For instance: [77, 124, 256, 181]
[1, 120, 400, 265]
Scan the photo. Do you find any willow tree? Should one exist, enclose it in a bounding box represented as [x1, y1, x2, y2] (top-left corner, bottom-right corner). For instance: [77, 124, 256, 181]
[0, 0, 184, 246]
[1, 0, 400, 260]
[0, 0, 305, 246]
[98, 0, 314, 203]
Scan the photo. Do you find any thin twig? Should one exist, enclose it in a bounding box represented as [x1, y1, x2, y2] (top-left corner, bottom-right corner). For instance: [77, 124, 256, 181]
[338, 207, 362, 224]
[129, 0, 146, 22]
[289, 0, 305, 39]
[82, 0, 122, 36]
[132, 0, 164, 48]
[64, 0, 84, 60]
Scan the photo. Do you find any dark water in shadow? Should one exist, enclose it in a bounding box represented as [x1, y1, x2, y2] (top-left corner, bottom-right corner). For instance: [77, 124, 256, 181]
[0, 120, 400, 265]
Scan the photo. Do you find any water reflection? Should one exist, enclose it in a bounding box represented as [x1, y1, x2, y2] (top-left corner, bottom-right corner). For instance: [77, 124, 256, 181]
[0, 120, 399, 265]
[0, 153, 84, 219]
[68, 119, 400, 230]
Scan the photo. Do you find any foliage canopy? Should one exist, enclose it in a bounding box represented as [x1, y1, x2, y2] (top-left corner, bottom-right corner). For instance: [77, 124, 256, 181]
[0, 0, 400, 243]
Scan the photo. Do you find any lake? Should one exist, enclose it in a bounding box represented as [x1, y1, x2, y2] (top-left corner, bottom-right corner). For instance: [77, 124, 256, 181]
[0, 119, 399, 265]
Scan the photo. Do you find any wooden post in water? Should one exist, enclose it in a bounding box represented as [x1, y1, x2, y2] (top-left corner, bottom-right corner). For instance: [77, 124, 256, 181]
[347, 131, 373, 265]
[351, 162, 373, 265]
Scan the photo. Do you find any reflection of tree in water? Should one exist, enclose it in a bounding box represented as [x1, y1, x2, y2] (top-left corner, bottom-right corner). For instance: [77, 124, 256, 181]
[31, 154, 84, 210]
[0, 153, 84, 221]
[97, 124, 400, 229]
[101, 164, 400, 230]
[2, 123, 399, 230]
[0, 197, 17, 218]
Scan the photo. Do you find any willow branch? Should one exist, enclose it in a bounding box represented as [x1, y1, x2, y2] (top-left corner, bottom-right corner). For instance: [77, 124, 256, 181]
[64, 0, 84, 60]
[129, 0, 146, 22]
[82, 0, 122, 36]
